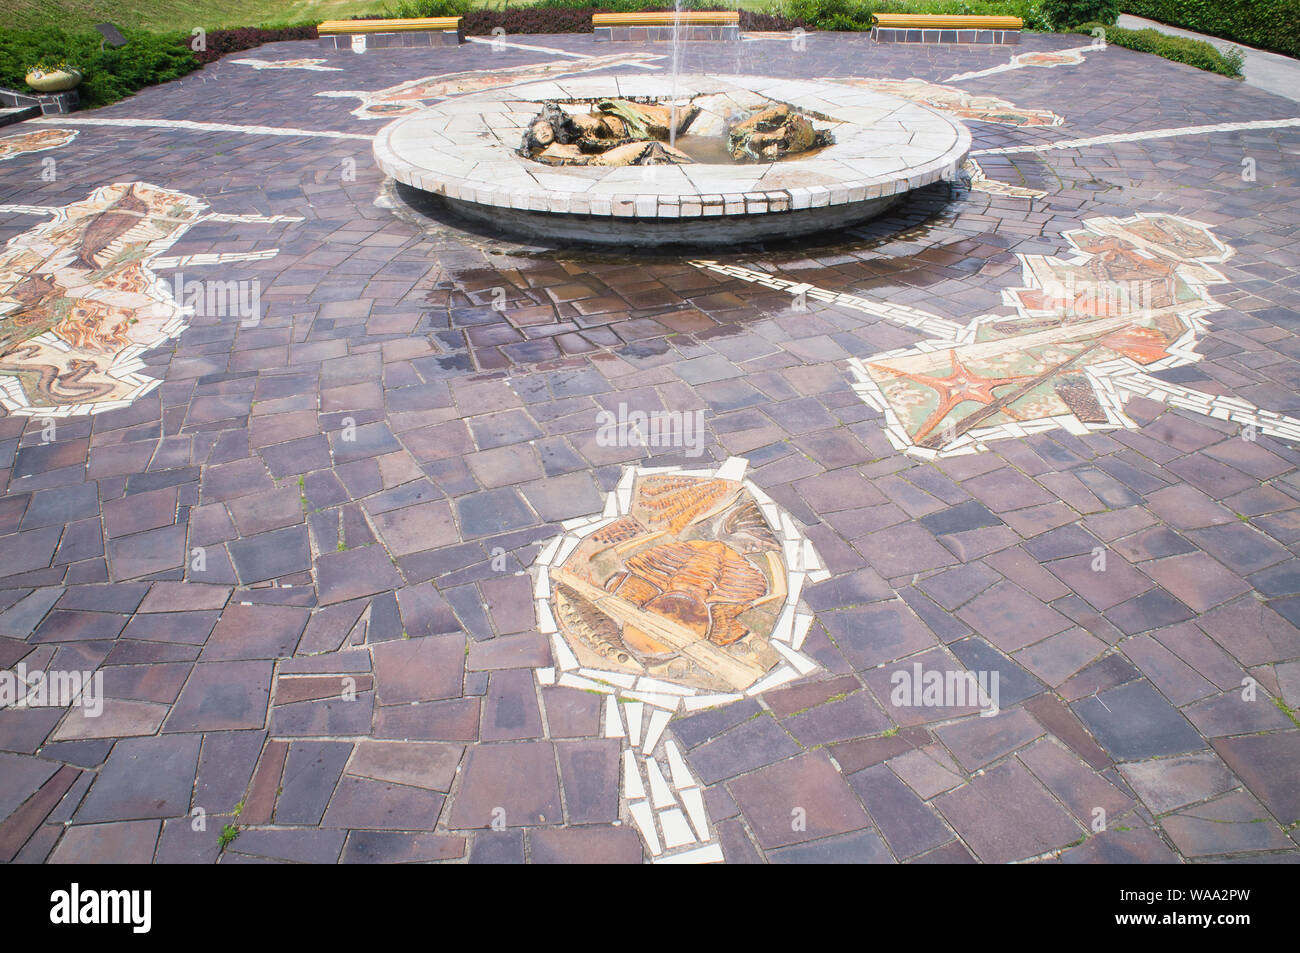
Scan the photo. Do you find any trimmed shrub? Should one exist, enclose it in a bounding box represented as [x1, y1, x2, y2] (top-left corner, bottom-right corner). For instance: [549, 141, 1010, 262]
[1075, 21, 1244, 75]
[191, 26, 318, 65]
[1121, 0, 1300, 59]
[1043, 0, 1119, 28]
[0, 26, 198, 108]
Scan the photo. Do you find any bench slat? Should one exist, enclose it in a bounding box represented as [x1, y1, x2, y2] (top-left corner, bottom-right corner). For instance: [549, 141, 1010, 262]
[872, 14, 1023, 28]
[592, 12, 740, 26]
[318, 17, 462, 35]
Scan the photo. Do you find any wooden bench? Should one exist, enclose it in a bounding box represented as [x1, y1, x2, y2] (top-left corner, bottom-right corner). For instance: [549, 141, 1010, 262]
[318, 17, 463, 50]
[593, 11, 740, 42]
[871, 13, 1023, 45]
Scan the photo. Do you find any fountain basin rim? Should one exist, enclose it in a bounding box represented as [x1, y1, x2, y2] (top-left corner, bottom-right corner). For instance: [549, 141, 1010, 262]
[373, 74, 971, 222]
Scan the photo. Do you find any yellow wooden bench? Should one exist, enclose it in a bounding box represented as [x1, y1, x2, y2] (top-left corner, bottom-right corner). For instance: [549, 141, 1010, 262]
[593, 10, 740, 41]
[592, 11, 740, 27]
[871, 13, 1023, 44]
[318, 17, 463, 49]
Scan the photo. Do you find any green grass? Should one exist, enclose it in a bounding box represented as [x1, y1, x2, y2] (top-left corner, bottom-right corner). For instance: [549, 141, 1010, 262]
[3, 0, 389, 32]
[4, 0, 785, 32]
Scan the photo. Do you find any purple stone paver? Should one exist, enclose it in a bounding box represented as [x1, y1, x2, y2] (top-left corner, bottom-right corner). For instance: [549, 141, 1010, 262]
[934, 760, 1084, 864]
[1, 29, 1298, 864]
[727, 751, 872, 850]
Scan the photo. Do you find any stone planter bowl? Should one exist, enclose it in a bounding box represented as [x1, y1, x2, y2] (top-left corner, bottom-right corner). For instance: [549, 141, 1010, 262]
[26, 68, 83, 93]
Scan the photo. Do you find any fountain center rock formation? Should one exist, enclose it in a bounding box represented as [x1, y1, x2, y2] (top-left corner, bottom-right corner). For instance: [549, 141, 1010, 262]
[517, 96, 834, 168]
[518, 99, 697, 166]
[728, 102, 834, 162]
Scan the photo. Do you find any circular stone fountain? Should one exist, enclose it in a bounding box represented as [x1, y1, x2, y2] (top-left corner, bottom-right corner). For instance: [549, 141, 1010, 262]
[374, 74, 970, 246]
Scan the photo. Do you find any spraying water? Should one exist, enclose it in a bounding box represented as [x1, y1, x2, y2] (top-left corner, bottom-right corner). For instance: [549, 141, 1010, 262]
[668, 0, 683, 148]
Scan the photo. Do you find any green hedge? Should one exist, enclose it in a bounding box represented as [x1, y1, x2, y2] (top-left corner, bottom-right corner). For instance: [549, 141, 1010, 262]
[785, 0, 1052, 31]
[1122, 0, 1300, 59]
[1074, 21, 1244, 75]
[1042, 0, 1118, 27]
[0, 26, 197, 108]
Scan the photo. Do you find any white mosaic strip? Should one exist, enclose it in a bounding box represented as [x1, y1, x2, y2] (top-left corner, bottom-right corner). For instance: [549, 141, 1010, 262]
[32, 115, 375, 141]
[228, 57, 342, 71]
[963, 158, 1046, 198]
[691, 259, 969, 342]
[974, 117, 1300, 156]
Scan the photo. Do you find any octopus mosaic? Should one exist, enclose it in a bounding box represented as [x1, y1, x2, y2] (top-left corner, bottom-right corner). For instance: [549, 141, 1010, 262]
[533, 457, 826, 861]
[694, 214, 1300, 459]
[0, 181, 300, 416]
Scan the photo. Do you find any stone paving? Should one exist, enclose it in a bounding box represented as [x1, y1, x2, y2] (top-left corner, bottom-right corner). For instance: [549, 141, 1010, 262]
[1, 30, 1299, 864]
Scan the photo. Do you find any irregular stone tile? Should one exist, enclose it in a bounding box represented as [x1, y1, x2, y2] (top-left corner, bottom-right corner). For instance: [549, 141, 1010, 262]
[956, 582, 1072, 652]
[821, 600, 936, 671]
[347, 741, 463, 792]
[727, 751, 870, 850]
[848, 764, 950, 859]
[342, 830, 465, 863]
[529, 826, 643, 864]
[321, 776, 445, 830]
[372, 633, 465, 705]
[275, 741, 352, 825]
[469, 830, 525, 864]
[1017, 737, 1132, 826]
[165, 661, 273, 732]
[769, 828, 894, 863]
[194, 729, 265, 815]
[1212, 730, 1300, 824]
[316, 546, 403, 605]
[685, 713, 801, 786]
[556, 739, 620, 824]
[76, 734, 202, 823]
[227, 525, 311, 583]
[482, 669, 544, 741]
[52, 698, 169, 741]
[373, 697, 479, 742]
[1058, 824, 1178, 863]
[200, 604, 308, 660]
[447, 741, 561, 829]
[542, 687, 601, 738]
[225, 828, 347, 864]
[934, 760, 1082, 864]
[1072, 680, 1207, 761]
[48, 820, 160, 864]
[1118, 751, 1240, 815]
[1160, 789, 1294, 857]
[1182, 690, 1295, 737]
[935, 709, 1044, 771]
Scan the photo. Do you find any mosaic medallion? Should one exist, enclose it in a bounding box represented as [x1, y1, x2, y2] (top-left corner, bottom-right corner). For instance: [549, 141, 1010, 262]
[318, 53, 662, 119]
[946, 44, 1099, 82]
[0, 128, 77, 161]
[0, 182, 300, 416]
[695, 214, 1300, 458]
[533, 457, 825, 861]
[825, 77, 1063, 127]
